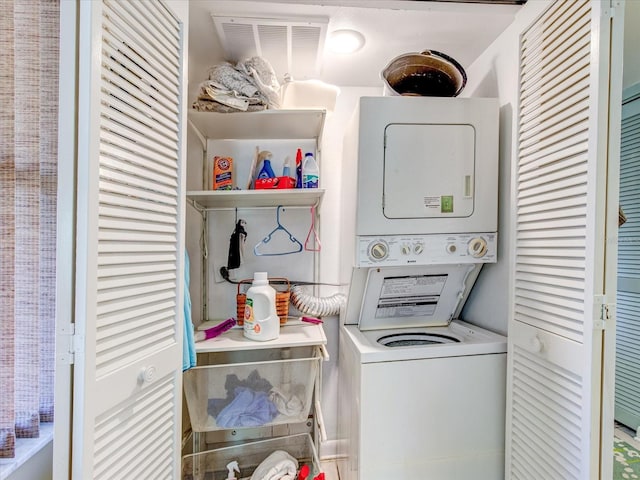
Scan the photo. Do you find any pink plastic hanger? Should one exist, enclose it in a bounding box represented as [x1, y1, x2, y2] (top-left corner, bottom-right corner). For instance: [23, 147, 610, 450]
[304, 205, 321, 252]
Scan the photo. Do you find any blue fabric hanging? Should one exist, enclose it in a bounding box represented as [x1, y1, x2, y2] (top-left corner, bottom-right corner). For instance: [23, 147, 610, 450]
[183, 251, 197, 371]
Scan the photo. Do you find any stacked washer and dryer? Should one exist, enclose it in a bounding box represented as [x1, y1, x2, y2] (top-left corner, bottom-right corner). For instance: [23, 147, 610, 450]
[337, 96, 507, 480]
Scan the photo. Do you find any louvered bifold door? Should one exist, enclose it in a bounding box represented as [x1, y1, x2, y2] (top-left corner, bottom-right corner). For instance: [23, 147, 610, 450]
[73, 1, 185, 478]
[615, 94, 640, 433]
[507, 1, 621, 479]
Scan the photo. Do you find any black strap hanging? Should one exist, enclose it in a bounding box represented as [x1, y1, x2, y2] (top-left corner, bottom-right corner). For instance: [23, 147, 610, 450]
[227, 219, 247, 270]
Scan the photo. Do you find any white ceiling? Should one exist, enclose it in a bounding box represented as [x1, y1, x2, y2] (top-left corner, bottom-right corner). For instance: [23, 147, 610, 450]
[188, 0, 523, 95]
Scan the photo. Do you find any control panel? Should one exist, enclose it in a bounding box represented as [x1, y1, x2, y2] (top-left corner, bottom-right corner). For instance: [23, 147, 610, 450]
[356, 233, 497, 267]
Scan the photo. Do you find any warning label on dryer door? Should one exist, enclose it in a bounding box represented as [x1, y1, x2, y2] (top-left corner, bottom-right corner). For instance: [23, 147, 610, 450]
[375, 274, 447, 318]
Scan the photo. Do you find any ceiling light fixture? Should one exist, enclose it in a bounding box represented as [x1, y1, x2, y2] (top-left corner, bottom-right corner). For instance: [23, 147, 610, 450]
[328, 29, 365, 54]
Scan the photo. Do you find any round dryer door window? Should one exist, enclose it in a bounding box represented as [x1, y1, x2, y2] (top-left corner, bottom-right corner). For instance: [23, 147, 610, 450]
[377, 332, 460, 347]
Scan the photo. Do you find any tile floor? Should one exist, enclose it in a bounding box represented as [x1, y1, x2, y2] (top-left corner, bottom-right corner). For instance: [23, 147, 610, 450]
[615, 422, 640, 450]
[319, 459, 339, 480]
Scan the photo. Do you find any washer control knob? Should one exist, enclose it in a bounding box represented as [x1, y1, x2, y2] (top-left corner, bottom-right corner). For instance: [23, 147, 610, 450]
[413, 243, 424, 255]
[369, 241, 389, 261]
[446, 244, 457, 254]
[468, 237, 488, 258]
[401, 244, 411, 255]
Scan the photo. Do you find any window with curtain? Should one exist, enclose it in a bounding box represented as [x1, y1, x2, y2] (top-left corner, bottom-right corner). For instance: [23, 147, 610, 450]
[0, 0, 59, 459]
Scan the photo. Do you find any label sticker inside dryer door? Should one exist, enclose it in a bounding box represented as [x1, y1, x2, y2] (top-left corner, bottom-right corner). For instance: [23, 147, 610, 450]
[423, 196, 440, 210]
[375, 275, 447, 318]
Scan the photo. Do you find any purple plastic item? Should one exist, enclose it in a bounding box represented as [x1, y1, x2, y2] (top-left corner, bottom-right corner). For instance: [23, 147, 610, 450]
[194, 317, 236, 342]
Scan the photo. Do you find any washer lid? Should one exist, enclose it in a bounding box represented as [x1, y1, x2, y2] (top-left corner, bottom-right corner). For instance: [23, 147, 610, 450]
[358, 264, 482, 331]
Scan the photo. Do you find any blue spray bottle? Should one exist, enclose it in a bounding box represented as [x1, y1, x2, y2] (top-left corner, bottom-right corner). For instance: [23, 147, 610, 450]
[257, 151, 276, 179]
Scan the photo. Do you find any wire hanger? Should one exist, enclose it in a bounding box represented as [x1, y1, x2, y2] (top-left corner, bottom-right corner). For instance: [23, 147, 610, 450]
[254, 205, 303, 256]
[304, 205, 321, 252]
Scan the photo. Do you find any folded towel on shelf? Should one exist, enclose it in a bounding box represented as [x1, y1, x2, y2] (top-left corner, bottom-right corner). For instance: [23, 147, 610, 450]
[191, 98, 267, 113]
[250, 450, 298, 480]
[236, 56, 281, 108]
[192, 56, 280, 113]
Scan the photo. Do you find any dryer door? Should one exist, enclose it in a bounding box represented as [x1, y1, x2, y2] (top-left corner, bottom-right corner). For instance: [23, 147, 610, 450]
[383, 123, 475, 219]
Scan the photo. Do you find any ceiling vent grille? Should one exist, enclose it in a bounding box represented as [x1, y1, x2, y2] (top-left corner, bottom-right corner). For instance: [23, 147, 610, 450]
[211, 15, 328, 81]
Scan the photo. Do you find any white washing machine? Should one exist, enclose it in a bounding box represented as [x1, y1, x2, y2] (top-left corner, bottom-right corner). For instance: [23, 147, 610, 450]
[337, 262, 507, 480]
[337, 97, 505, 480]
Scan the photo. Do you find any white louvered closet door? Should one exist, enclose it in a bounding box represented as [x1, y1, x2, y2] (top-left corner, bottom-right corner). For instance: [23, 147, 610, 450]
[615, 94, 640, 433]
[507, 1, 622, 479]
[72, 1, 186, 478]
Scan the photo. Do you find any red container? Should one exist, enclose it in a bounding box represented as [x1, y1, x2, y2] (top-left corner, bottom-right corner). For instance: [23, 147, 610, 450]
[254, 176, 295, 190]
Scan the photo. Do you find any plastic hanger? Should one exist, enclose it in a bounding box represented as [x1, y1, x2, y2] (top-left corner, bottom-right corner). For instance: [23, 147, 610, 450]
[304, 205, 321, 252]
[254, 206, 303, 256]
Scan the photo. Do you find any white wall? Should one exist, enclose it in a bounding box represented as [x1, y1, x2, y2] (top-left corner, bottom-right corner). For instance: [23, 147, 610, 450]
[316, 86, 382, 457]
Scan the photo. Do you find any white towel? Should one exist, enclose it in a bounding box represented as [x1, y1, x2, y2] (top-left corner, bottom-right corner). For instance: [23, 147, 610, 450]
[250, 450, 298, 480]
[269, 388, 304, 417]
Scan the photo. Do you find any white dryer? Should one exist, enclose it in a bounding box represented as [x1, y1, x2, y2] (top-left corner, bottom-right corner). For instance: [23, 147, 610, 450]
[338, 97, 505, 480]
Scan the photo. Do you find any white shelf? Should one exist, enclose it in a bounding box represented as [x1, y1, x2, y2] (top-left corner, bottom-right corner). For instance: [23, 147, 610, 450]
[187, 188, 324, 209]
[188, 109, 326, 141]
[194, 321, 327, 353]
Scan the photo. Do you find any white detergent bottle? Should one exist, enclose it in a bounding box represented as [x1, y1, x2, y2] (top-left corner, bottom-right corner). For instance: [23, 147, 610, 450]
[243, 272, 279, 341]
[302, 152, 319, 188]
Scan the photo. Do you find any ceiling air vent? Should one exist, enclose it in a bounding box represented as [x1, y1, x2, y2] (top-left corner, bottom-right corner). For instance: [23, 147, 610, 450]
[211, 15, 329, 81]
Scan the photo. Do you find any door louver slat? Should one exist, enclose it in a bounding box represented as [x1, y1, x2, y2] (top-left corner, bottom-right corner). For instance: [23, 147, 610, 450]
[103, 0, 179, 70]
[99, 204, 177, 225]
[521, 23, 590, 99]
[100, 107, 178, 160]
[511, 346, 582, 479]
[100, 128, 178, 168]
[93, 375, 176, 479]
[99, 178, 177, 207]
[100, 57, 178, 121]
[99, 89, 178, 142]
[518, 131, 589, 167]
[520, 61, 589, 120]
[100, 151, 178, 187]
[519, 151, 586, 180]
[520, 4, 590, 76]
[99, 167, 177, 198]
[519, 99, 589, 146]
[101, 41, 179, 109]
[100, 66, 178, 125]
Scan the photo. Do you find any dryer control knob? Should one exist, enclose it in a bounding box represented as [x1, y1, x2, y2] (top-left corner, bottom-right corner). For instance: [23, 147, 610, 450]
[401, 244, 411, 255]
[369, 241, 389, 261]
[414, 243, 424, 255]
[468, 237, 488, 258]
[446, 244, 457, 254]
